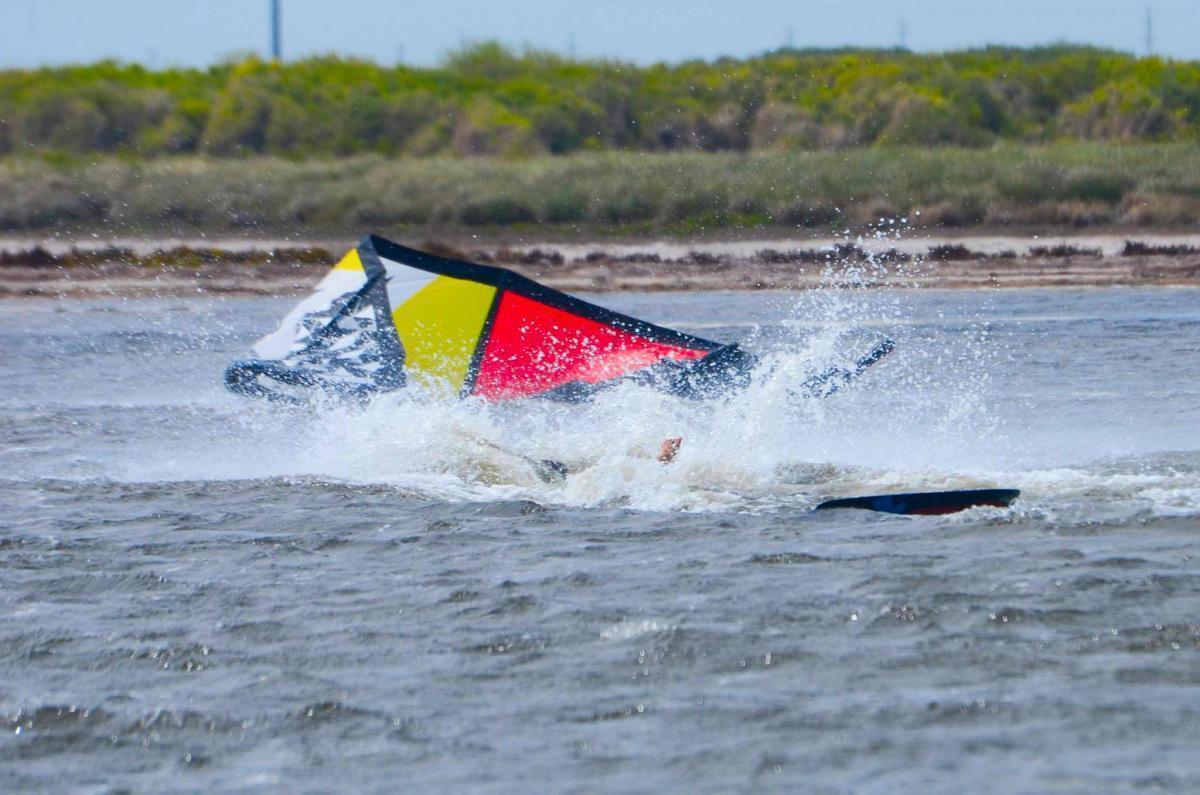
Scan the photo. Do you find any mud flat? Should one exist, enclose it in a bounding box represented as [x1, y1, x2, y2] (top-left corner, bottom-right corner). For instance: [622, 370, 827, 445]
[1, 235, 1198, 298]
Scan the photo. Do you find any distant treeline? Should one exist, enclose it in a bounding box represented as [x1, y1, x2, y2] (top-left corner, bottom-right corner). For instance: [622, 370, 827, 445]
[1, 44, 1198, 157]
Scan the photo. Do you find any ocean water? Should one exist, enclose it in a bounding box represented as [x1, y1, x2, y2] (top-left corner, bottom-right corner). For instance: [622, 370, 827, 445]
[2, 287, 1199, 792]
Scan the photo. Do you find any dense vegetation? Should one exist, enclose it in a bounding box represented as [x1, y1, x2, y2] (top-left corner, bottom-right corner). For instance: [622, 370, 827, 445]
[2, 45, 1200, 157]
[6, 145, 1200, 234]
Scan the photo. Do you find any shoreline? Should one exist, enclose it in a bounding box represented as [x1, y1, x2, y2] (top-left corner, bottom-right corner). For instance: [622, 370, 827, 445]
[3, 234, 1198, 298]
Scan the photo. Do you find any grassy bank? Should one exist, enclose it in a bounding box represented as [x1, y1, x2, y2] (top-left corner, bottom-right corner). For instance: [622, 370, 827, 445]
[5, 144, 1200, 236]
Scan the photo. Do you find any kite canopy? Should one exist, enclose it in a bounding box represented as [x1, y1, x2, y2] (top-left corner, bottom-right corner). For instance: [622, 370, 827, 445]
[228, 235, 722, 402]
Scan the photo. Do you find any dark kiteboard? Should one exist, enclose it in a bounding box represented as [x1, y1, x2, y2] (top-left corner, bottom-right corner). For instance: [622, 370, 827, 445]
[815, 488, 1020, 516]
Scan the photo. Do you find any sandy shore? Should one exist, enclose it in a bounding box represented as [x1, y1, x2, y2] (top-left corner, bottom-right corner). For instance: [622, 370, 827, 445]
[2, 234, 1198, 298]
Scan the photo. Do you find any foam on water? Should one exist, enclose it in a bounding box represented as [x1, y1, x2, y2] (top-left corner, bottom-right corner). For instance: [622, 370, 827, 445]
[132, 270, 996, 511]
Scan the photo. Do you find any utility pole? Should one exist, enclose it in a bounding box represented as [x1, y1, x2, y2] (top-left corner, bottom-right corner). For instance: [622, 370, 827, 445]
[569, 32, 576, 60]
[271, 0, 282, 61]
[1145, 6, 1153, 57]
[899, 18, 908, 50]
[786, 26, 794, 50]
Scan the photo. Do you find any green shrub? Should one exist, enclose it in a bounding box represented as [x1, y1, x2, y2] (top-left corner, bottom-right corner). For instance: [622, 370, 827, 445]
[1059, 79, 1182, 141]
[779, 202, 842, 227]
[597, 193, 657, 223]
[539, 190, 588, 222]
[458, 196, 537, 225]
[1064, 170, 1134, 202]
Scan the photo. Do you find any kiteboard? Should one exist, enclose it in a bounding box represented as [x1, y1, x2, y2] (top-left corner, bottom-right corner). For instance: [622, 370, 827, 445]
[815, 488, 1020, 515]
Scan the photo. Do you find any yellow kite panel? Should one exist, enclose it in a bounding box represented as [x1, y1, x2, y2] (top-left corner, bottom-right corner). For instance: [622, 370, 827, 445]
[392, 275, 496, 394]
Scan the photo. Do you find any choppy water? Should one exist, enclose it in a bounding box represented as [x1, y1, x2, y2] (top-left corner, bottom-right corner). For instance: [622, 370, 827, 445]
[2, 287, 1199, 792]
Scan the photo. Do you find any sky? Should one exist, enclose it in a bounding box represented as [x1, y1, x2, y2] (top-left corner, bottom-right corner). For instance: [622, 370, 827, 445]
[2, 0, 1198, 69]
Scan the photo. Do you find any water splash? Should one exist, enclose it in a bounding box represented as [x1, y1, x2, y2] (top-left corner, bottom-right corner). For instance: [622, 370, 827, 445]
[224, 236, 1011, 512]
[10, 246, 1198, 518]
